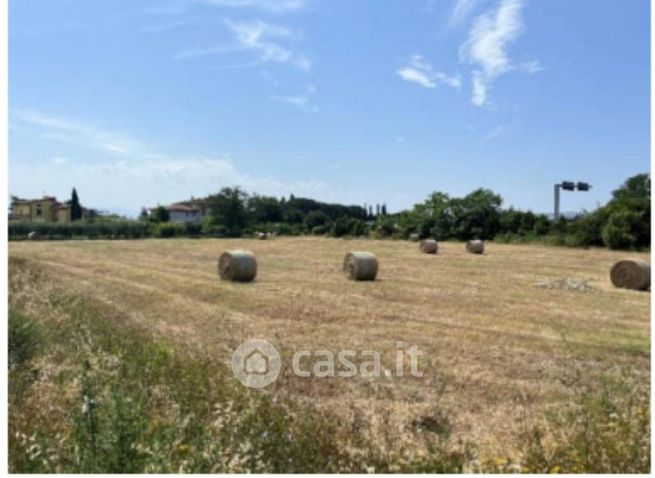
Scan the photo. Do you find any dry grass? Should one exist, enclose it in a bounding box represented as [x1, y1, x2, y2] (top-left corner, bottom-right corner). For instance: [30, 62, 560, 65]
[9, 237, 650, 459]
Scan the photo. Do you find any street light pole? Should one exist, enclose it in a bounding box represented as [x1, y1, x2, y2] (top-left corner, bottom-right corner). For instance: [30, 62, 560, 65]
[553, 181, 592, 220]
[554, 183, 561, 220]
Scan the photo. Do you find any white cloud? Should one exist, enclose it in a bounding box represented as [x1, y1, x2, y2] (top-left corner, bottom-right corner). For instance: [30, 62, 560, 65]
[270, 95, 317, 112]
[175, 19, 311, 70]
[460, 0, 526, 106]
[520, 60, 544, 74]
[398, 66, 436, 88]
[14, 109, 150, 156]
[397, 54, 461, 89]
[270, 83, 318, 112]
[226, 19, 311, 69]
[471, 70, 487, 106]
[450, 0, 479, 26]
[10, 110, 331, 214]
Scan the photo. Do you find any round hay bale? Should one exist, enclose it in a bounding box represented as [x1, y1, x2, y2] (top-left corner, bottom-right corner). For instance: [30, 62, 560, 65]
[257, 232, 268, 240]
[420, 239, 438, 254]
[27, 231, 40, 241]
[466, 240, 484, 254]
[408, 233, 420, 242]
[610, 260, 650, 291]
[343, 251, 378, 281]
[218, 250, 257, 282]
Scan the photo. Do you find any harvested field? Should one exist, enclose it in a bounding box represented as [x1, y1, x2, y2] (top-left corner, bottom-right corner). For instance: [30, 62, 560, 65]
[8, 237, 650, 462]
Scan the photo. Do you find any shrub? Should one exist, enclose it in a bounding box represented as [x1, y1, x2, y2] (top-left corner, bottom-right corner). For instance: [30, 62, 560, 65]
[602, 211, 640, 250]
[330, 217, 351, 237]
[346, 218, 368, 237]
[566, 211, 606, 247]
[201, 223, 227, 237]
[271, 222, 303, 236]
[154, 222, 185, 238]
[8, 221, 150, 240]
[184, 222, 202, 237]
[311, 224, 329, 235]
[374, 218, 396, 238]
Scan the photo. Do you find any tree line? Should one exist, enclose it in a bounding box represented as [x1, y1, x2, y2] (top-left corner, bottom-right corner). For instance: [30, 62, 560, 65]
[9, 173, 650, 250]
[380, 173, 649, 250]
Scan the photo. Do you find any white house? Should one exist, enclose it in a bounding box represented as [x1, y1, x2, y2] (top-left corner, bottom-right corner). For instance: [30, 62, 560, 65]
[166, 203, 203, 223]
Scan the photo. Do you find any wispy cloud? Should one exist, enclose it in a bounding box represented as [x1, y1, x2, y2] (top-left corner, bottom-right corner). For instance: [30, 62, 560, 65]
[10, 109, 332, 212]
[175, 19, 311, 70]
[397, 54, 461, 89]
[140, 18, 194, 34]
[226, 19, 311, 69]
[271, 95, 317, 112]
[459, 0, 525, 106]
[520, 60, 544, 74]
[13, 109, 153, 157]
[270, 84, 317, 112]
[449, 0, 480, 26]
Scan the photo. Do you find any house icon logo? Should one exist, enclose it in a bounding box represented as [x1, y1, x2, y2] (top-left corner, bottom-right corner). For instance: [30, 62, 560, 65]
[231, 339, 281, 388]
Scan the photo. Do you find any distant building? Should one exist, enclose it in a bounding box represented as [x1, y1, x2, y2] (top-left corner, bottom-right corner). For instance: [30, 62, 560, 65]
[166, 203, 203, 223]
[10, 196, 87, 223]
[149, 197, 207, 224]
[175, 197, 209, 216]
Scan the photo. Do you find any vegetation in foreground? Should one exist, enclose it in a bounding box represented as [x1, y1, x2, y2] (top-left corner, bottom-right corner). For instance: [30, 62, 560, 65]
[8, 258, 466, 473]
[9, 173, 650, 251]
[8, 257, 650, 473]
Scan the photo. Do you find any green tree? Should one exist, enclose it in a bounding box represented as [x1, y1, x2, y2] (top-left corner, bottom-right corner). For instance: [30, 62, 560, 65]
[149, 206, 169, 224]
[303, 210, 329, 231]
[71, 188, 82, 221]
[207, 187, 249, 236]
[610, 173, 650, 203]
[248, 195, 282, 223]
[567, 210, 607, 247]
[449, 189, 502, 240]
[604, 173, 650, 248]
[138, 207, 149, 222]
[602, 210, 640, 250]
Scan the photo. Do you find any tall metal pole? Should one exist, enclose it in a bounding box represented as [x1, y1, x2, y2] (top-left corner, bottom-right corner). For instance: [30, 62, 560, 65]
[553, 183, 561, 220]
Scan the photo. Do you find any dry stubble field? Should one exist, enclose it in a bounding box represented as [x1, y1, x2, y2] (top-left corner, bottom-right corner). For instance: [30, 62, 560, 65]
[9, 237, 651, 460]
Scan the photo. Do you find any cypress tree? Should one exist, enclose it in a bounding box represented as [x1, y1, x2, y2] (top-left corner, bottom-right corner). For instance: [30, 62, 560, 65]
[71, 188, 82, 221]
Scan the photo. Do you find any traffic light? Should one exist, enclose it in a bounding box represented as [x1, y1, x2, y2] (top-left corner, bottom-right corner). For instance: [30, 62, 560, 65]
[554, 180, 592, 219]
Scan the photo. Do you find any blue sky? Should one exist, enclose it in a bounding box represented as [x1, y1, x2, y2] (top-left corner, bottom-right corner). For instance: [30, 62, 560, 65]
[9, 0, 650, 216]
